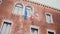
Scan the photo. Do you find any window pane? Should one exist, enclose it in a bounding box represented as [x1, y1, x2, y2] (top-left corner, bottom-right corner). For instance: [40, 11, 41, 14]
[31, 28, 38, 34]
[48, 31, 54, 34]
[1, 24, 7, 34]
[26, 6, 33, 17]
[46, 14, 51, 23]
[0, 22, 11, 34]
[5, 25, 11, 34]
[34, 30, 38, 34]
[18, 7, 23, 15]
[13, 3, 23, 15]
[13, 7, 18, 14]
[31, 29, 34, 34]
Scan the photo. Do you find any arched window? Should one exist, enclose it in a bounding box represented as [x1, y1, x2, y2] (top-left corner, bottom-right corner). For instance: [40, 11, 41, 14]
[25, 6, 33, 17]
[13, 3, 23, 15]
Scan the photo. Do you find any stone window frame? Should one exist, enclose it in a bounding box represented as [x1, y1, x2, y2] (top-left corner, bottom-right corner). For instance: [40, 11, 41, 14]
[30, 25, 39, 34]
[0, 19, 13, 34]
[47, 29, 56, 34]
[45, 12, 53, 24]
[13, 3, 24, 15]
[25, 6, 34, 18]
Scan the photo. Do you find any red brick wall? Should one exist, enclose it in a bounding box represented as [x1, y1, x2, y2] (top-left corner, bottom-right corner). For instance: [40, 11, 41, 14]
[0, 0, 60, 34]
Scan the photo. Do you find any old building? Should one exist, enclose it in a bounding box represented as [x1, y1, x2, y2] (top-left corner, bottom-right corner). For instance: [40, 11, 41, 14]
[0, 0, 60, 34]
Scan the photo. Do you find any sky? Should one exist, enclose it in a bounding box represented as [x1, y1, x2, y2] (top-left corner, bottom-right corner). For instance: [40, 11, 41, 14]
[28, 0, 60, 10]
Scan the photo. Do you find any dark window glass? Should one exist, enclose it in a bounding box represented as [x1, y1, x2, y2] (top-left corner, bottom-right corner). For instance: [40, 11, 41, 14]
[48, 31, 54, 34]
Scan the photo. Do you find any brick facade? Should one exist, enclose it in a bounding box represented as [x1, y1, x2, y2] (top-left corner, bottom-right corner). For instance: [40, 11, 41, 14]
[0, 0, 60, 34]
